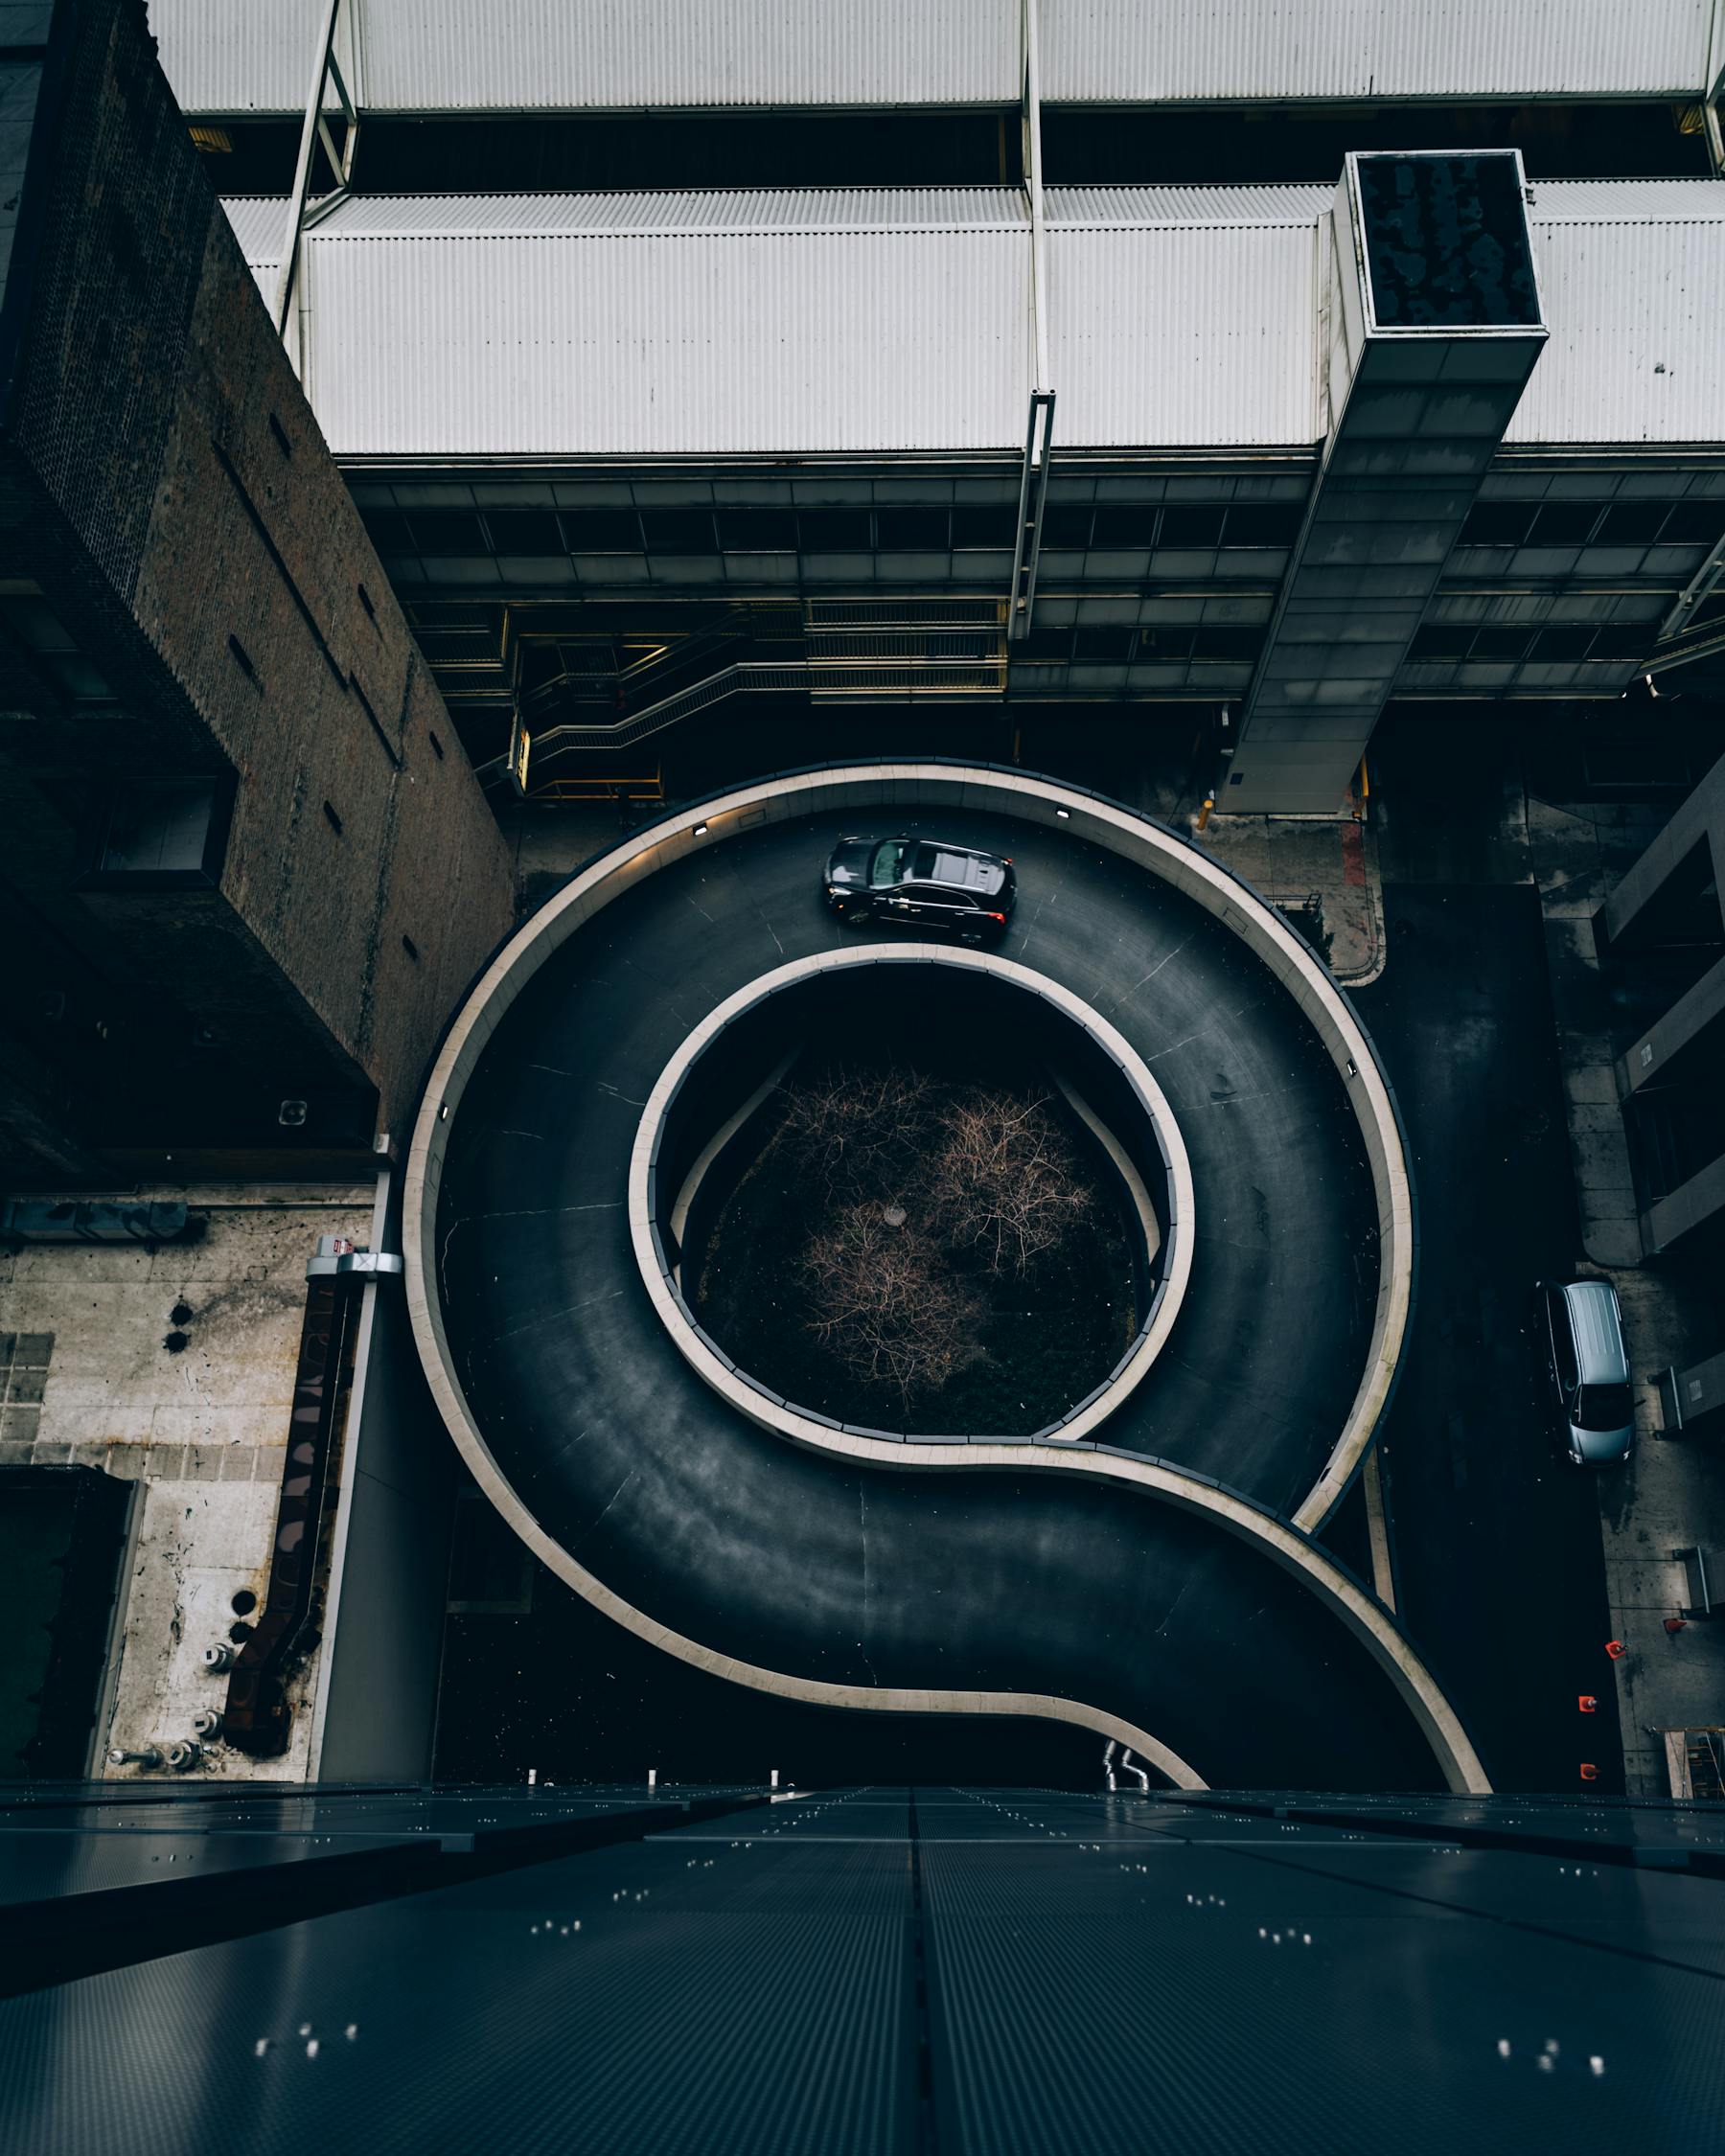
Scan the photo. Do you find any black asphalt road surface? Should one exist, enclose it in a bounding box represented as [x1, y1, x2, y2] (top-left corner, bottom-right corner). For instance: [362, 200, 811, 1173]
[434, 801, 1443, 1789]
[1359, 884, 1626, 1792]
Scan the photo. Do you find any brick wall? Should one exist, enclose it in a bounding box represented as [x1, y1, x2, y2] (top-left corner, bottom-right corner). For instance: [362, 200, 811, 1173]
[0, 0, 513, 1168]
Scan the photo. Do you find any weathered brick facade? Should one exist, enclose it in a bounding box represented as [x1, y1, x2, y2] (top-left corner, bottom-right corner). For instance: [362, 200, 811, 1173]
[0, 0, 513, 1179]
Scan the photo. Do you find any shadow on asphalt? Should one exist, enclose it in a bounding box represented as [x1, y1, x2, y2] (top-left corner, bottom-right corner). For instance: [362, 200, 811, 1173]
[1357, 884, 1627, 1794]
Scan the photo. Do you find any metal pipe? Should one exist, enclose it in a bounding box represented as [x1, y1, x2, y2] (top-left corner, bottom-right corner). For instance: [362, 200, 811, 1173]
[1022, 0, 1049, 394]
[1657, 525, 1725, 643]
[272, 0, 345, 340]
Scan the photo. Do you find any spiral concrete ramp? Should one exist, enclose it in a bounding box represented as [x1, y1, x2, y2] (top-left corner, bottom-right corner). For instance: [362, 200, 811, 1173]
[405, 765, 1484, 1793]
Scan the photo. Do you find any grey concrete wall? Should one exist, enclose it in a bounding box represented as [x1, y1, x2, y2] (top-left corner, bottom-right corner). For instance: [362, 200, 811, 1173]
[1616, 951, 1725, 1100]
[1644, 1151, 1725, 1257]
[1602, 748, 1725, 949]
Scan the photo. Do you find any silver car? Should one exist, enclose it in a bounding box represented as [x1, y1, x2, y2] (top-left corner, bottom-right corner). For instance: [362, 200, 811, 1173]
[1539, 1278, 1635, 1464]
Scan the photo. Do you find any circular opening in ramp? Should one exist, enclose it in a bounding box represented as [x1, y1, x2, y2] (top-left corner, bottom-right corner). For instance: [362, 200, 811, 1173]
[632, 949, 1195, 1450]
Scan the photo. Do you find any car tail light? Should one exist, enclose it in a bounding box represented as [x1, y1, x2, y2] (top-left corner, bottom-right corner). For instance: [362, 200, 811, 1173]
[984, 911, 1005, 923]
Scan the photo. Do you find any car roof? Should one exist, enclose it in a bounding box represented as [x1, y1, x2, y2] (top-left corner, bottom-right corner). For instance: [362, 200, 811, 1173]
[1560, 1280, 1630, 1386]
[911, 841, 1002, 884]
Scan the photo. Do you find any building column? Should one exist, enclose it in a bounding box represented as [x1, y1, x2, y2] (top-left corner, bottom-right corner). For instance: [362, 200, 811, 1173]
[1227, 151, 1547, 815]
[1644, 1153, 1725, 1256]
[1659, 1345, 1725, 1434]
[1616, 952, 1725, 1101]
[1598, 757, 1725, 954]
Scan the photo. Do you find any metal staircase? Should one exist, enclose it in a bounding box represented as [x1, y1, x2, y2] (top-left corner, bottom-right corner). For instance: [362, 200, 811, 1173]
[510, 599, 1008, 787]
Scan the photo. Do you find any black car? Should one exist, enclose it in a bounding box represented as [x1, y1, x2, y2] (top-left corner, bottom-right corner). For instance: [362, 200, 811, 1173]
[823, 835, 1016, 941]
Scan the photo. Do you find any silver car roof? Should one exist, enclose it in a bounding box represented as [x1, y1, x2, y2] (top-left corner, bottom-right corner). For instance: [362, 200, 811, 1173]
[1560, 1279, 1630, 1387]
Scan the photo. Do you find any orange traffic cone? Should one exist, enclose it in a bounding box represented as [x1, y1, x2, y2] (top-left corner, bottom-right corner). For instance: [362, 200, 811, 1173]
[1579, 1764, 1599, 1780]
[1605, 1640, 1627, 1659]
[1577, 1695, 1597, 1713]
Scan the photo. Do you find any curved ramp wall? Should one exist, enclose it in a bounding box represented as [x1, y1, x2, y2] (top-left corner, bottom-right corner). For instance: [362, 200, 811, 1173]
[641, 952, 1192, 1444]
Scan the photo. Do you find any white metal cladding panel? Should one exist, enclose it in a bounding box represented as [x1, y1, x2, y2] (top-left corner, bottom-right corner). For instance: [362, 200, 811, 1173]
[218, 195, 288, 270]
[1041, 0, 1718, 102]
[1048, 223, 1322, 447]
[1528, 179, 1725, 223]
[1508, 217, 1725, 444]
[1046, 185, 1333, 228]
[302, 228, 1029, 455]
[357, 0, 1016, 110]
[150, 0, 360, 114]
[316, 189, 1028, 238]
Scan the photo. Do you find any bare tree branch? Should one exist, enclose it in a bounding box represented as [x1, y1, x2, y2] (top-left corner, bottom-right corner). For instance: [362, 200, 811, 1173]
[776, 1062, 933, 1204]
[924, 1087, 1094, 1274]
[768, 1064, 1099, 1411]
[801, 1205, 984, 1409]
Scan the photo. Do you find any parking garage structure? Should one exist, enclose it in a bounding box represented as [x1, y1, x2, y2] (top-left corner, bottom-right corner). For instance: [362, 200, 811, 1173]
[404, 763, 1481, 1791]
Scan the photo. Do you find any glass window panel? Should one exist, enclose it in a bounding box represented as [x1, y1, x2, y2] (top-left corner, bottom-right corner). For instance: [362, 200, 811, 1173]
[1458, 503, 1534, 547]
[717, 509, 798, 551]
[563, 510, 642, 552]
[875, 508, 949, 550]
[1221, 505, 1302, 548]
[483, 510, 563, 554]
[1159, 506, 1226, 548]
[1526, 502, 1604, 547]
[1090, 506, 1160, 548]
[798, 509, 872, 551]
[407, 511, 487, 554]
[952, 506, 1017, 549]
[639, 509, 718, 554]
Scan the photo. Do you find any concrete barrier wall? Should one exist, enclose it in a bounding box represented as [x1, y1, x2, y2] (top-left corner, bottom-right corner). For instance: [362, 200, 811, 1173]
[637, 951, 1190, 1443]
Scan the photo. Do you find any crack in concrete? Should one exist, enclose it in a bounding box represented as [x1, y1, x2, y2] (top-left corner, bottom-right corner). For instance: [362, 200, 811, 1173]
[482, 1287, 625, 1347]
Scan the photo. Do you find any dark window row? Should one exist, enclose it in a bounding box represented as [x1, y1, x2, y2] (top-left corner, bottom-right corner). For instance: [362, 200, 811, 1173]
[1406, 621, 1654, 665]
[361, 500, 1305, 560]
[1457, 498, 1725, 551]
[1038, 503, 1302, 551]
[1015, 624, 1267, 665]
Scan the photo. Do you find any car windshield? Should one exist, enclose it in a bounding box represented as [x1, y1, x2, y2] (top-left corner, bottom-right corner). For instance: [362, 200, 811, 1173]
[1576, 1383, 1632, 1433]
[870, 839, 910, 887]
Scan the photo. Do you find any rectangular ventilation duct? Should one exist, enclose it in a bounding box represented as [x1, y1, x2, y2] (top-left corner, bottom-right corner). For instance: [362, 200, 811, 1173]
[1230, 151, 1547, 815]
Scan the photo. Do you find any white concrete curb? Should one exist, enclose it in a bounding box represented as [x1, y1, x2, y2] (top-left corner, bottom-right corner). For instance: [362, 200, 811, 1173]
[630, 946, 1193, 1450]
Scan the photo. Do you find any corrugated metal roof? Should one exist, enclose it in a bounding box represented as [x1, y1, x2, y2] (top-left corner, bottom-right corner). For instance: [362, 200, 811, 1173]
[149, 0, 359, 115]
[314, 189, 1030, 237]
[1045, 186, 1333, 230]
[298, 197, 1030, 456]
[1041, 0, 1719, 102]
[1527, 179, 1725, 223]
[1049, 219, 1322, 447]
[218, 194, 289, 271]
[1509, 202, 1725, 445]
[364, 0, 1016, 111]
[154, 0, 1015, 114]
[157, 0, 1725, 114]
